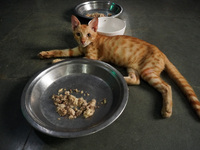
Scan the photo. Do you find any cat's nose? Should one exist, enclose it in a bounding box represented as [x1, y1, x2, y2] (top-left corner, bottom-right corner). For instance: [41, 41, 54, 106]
[81, 40, 85, 44]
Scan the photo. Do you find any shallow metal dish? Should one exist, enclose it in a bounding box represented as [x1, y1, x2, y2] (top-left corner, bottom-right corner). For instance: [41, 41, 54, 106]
[21, 59, 128, 138]
[74, 1, 123, 19]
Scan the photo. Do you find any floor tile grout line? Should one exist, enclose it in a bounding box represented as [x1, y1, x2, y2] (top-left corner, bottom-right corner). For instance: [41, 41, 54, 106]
[22, 128, 33, 150]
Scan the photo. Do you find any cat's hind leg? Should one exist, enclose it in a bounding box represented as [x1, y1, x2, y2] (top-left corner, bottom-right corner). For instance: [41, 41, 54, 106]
[141, 69, 172, 118]
[124, 68, 140, 85]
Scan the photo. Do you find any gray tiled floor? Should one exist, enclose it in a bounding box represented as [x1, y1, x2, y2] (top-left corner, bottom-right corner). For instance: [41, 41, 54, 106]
[0, 0, 200, 149]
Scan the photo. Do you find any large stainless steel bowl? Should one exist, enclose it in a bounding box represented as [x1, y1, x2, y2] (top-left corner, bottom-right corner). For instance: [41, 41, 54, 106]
[21, 59, 128, 138]
[74, 1, 123, 19]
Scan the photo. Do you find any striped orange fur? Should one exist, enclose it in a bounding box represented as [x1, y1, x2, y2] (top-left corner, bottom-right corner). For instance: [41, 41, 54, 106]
[38, 15, 200, 118]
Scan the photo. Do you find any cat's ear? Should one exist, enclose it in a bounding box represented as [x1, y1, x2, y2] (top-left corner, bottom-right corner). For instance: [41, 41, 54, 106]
[88, 17, 98, 32]
[71, 15, 81, 31]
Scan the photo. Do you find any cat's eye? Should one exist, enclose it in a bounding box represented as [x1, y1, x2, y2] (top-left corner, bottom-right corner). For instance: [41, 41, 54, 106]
[76, 33, 80, 36]
[87, 33, 91, 37]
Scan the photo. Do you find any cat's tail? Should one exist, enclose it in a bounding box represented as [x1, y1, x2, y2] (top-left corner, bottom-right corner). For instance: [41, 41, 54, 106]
[164, 56, 200, 118]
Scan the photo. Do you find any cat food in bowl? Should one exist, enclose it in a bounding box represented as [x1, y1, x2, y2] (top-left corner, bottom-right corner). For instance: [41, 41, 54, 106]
[97, 17, 126, 36]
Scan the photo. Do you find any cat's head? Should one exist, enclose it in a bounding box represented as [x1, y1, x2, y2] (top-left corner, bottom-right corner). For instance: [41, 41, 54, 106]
[71, 15, 98, 47]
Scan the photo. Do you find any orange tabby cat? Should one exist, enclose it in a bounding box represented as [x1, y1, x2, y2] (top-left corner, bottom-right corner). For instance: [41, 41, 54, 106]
[39, 15, 200, 118]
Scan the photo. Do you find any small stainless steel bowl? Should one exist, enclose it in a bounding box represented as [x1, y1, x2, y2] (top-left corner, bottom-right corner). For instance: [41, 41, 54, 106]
[74, 1, 123, 19]
[21, 59, 128, 138]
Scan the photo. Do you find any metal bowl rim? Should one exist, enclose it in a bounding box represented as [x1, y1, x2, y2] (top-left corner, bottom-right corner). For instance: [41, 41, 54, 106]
[21, 59, 128, 138]
[74, 1, 123, 19]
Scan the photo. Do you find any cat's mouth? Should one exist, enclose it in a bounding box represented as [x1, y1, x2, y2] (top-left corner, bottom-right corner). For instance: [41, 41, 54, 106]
[80, 42, 90, 47]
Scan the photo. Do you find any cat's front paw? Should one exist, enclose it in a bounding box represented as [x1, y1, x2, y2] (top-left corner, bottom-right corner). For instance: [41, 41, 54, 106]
[38, 51, 52, 59]
[161, 108, 172, 118]
[52, 59, 65, 63]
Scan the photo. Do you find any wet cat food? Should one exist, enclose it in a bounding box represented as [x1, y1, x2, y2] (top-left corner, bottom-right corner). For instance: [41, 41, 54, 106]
[52, 88, 96, 119]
